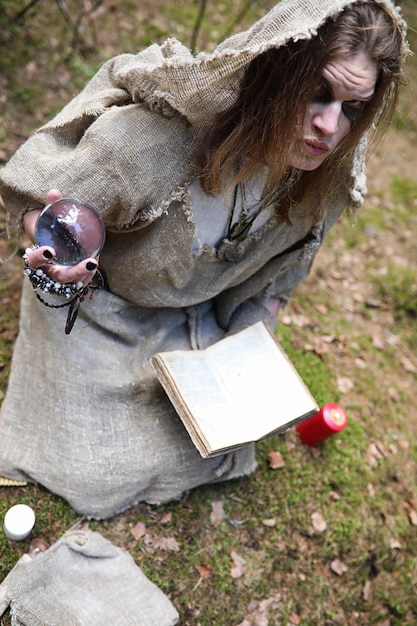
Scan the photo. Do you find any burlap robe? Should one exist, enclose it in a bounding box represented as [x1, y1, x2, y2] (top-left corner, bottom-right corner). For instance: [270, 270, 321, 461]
[0, 0, 407, 518]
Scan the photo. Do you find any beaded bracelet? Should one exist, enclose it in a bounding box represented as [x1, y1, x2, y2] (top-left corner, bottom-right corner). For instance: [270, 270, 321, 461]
[23, 246, 85, 299]
[22, 244, 103, 334]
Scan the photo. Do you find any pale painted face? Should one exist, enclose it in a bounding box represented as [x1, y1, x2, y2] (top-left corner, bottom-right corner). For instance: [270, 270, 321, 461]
[287, 51, 378, 171]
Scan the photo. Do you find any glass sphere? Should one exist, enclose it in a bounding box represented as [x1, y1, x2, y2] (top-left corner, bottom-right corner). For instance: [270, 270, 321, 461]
[35, 198, 105, 266]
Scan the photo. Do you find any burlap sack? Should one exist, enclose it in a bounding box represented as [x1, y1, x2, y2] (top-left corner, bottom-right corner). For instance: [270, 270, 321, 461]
[0, 529, 179, 626]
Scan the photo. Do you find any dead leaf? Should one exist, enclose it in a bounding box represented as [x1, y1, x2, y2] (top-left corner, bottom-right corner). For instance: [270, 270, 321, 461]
[397, 436, 410, 451]
[321, 334, 336, 344]
[355, 357, 368, 371]
[404, 501, 417, 526]
[281, 313, 310, 327]
[197, 563, 212, 578]
[367, 483, 376, 497]
[401, 356, 417, 373]
[363, 579, 372, 601]
[143, 533, 155, 547]
[388, 387, 399, 402]
[267, 450, 285, 469]
[312, 342, 330, 358]
[289, 613, 301, 625]
[230, 550, 246, 579]
[330, 558, 348, 576]
[160, 512, 172, 524]
[210, 500, 225, 526]
[311, 512, 327, 533]
[130, 521, 146, 541]
[239, 594, 282, 626]
[365, 298, 382, 308]
[262, 518, 276, 527]
[380, 512, 396, 530]
[156, 536, 180, 552]
[375, 441, 387, 457]
[372, 331, 385, 350]
[337, 376, 354, 393]
[366, 442, 387, 467]
[388, 443, 398, 455]
[28, 538, 49, 557]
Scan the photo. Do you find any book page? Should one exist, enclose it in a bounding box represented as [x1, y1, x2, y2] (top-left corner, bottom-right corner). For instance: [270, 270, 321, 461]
[150, 322, 318, 455]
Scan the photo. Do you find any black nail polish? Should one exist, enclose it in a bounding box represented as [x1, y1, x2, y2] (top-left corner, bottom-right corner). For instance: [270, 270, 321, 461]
[86, 261, 97, 271]
[43, 249, 53, 260]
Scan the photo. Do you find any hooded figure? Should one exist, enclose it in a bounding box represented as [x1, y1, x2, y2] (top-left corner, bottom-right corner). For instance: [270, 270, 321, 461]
[0, 0, 407, 519]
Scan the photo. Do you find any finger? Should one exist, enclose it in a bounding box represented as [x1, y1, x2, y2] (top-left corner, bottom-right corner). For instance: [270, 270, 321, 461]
[26, 246, 56, 268]
[52, 258, 98, 285]
[45, 189, 63, 205]
[26, 248, 98, 286]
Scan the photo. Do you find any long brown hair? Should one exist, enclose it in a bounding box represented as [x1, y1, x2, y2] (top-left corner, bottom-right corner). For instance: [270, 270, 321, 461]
[199, 1, 405, 222]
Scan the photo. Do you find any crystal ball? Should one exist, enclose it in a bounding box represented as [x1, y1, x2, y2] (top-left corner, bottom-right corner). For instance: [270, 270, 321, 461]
[35, 198, 106, 266]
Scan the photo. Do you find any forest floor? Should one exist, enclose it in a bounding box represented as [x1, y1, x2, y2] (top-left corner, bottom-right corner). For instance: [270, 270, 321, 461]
[0, 1, 416, 625]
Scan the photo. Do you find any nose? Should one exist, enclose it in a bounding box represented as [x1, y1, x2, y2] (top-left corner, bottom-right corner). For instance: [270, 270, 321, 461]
[312, 101, 341, 137]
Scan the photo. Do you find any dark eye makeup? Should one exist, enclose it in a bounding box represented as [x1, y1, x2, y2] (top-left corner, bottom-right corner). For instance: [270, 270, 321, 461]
[312, 81, 369, 122]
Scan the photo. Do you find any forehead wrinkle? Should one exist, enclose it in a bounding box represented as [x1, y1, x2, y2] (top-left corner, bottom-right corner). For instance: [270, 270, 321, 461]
[323, 55, 377, 100]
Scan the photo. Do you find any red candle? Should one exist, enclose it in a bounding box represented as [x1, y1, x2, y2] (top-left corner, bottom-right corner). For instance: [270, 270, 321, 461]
[296, 403, 347, 446]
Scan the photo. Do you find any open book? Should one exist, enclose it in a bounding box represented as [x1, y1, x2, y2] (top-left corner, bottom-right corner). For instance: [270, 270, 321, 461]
[149, 321, 319, 458]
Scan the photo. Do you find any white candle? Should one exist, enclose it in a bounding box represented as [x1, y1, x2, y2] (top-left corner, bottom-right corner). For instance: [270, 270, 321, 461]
[3, 504, 36, 541]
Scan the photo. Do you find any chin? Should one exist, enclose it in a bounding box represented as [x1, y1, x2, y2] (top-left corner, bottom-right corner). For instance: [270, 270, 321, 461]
[288, 153, 328, 172]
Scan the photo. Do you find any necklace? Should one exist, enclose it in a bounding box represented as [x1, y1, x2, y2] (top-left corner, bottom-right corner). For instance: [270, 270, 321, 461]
[226, 181, 267, 242]
[227, 183, 258, 242]
[226, 169, 301, 242]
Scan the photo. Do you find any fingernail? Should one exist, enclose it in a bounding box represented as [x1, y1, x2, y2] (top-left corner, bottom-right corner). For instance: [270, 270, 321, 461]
[43, 249, 53, 260]
[86, 261, 97, 271]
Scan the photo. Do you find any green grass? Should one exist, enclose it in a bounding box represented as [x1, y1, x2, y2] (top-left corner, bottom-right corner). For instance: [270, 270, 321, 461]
[376, 263, 417, 320]
[391, 176, 417, 207]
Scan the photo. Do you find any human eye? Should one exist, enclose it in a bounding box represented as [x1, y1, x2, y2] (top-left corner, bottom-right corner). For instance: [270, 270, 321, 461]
[312, 84, 332, 104]
[342, 99, 368, 122]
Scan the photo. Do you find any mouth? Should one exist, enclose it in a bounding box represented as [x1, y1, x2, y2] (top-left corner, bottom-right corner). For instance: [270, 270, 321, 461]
[303, 139, 330, 157]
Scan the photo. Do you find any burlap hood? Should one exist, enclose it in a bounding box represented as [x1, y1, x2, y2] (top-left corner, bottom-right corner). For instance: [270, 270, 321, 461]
[48, 0, 407, 127]
[116, 0, 408, 124]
